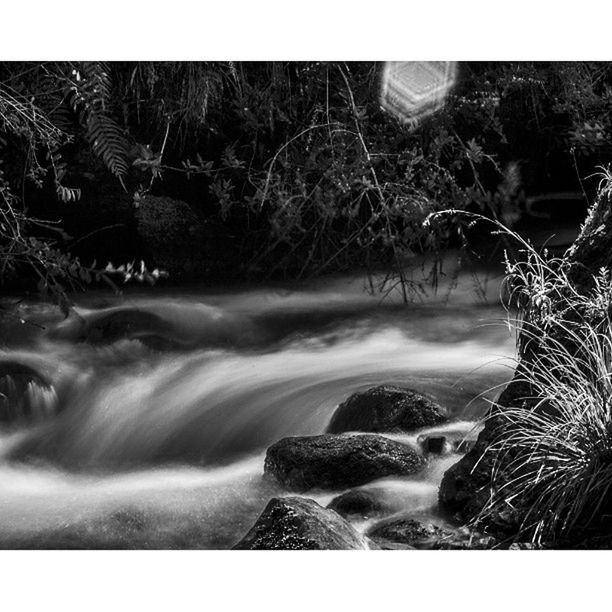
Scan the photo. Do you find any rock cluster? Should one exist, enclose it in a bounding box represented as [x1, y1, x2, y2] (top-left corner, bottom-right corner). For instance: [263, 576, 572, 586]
[234, 384, 465, 549]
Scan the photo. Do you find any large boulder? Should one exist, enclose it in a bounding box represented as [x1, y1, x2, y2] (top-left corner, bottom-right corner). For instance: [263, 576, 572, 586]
[233, 497, 375, 550]
[327, 385, 447, 434]
[264, 433, 425, 491]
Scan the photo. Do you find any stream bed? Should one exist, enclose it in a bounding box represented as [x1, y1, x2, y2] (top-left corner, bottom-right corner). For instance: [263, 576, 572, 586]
[0, 270, 515, 548]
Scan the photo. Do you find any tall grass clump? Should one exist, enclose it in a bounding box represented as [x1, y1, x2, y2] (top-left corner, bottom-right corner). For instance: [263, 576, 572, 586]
[473, 218, 612, 547]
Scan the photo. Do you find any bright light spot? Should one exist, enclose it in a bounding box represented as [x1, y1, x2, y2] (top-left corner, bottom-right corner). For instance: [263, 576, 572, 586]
[380, 61, 458, 126]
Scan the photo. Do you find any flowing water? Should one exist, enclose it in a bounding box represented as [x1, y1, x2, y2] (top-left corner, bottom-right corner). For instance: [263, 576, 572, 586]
[0, 268, 516, 548]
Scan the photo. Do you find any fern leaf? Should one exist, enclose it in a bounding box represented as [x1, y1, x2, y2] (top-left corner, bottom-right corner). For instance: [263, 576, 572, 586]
[67, 62, 129, 181]
[86, 113, 128, 179]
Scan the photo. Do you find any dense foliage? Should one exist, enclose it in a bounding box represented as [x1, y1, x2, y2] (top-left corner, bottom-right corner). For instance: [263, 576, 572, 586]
[2, 61, 612, 301]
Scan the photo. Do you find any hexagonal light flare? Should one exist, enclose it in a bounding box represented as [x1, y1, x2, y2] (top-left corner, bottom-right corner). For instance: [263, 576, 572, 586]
[380, 61, 458, 126]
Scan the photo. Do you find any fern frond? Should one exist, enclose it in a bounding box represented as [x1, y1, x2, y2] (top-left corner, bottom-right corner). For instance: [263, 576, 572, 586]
[86, 113, 129, 179]
[67, 62, 129, 181]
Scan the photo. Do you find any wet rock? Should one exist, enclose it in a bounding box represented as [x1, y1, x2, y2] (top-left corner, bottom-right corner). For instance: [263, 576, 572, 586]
[327, 489, 391, 519]
[265, 434, 425, 492]
[439, 444, 522, 538]
[327, 385, 447, 434]
[439, 380, 532, 526]
[438, 442, 493, 519]
[418, 435, 452, 455]
[233, 497, 375, 550]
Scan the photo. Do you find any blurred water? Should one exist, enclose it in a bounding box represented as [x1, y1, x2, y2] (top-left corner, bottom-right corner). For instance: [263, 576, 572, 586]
[0, 269, 515, 548]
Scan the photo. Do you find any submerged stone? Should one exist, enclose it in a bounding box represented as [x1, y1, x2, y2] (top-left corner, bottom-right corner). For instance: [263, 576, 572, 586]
[367, 515, 451, 548]
[327, 488, 391, 519]
[367, 514, 497, 549]
[327, 385, 447, 434]
[50, 308, 172, 345]
[48, 303, 258, 350]
[418, 435, 452, 455]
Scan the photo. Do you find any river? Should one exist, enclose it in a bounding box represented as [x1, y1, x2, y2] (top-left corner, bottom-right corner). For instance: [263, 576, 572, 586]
[0, 265, 515, 548]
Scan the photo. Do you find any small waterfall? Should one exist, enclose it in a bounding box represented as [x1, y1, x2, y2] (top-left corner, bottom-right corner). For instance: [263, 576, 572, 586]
[0, 363, 58, 424]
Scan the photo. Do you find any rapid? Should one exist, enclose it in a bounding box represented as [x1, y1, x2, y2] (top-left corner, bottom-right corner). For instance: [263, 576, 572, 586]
[0, 267, 515, 548]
